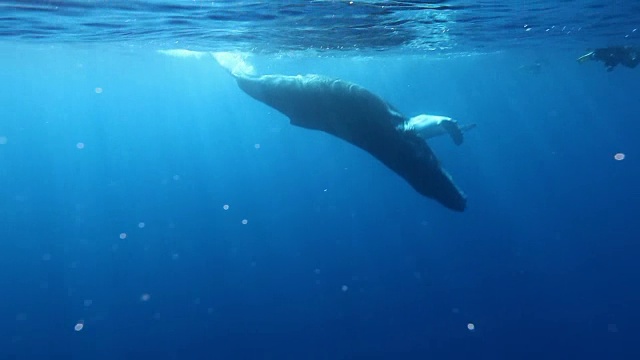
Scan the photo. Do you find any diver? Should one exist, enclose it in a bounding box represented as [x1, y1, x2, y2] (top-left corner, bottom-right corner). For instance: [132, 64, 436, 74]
[577, 46, 640, 72]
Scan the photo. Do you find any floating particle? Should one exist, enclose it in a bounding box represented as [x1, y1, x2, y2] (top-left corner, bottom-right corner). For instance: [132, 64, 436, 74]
[0, 136, 7, 145]
[138, 222, 145, 229]
[83, 299, 92, 307]
[119, 233, 127, 239]
[241, 219, 248, 225]
[42, 253, 51, 261]
[94, 87, 103, 94]
[172, 253, 179, 260]
[74, 321, 84, 331]
[76, 142, 85, 150]
[341, 285, 349, 292]
[467, 323, 475, 331]
[614, 153, 625, 161]
[223, 204, 229, 210]
[172, 175, 180, 181]
[254, 143, 261, 149]
[314, 268, 321, 275]
[140, 293, 151, 302]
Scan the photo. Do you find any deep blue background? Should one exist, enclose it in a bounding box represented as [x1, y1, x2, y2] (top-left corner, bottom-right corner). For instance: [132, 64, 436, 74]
[1, 45, 639, 359]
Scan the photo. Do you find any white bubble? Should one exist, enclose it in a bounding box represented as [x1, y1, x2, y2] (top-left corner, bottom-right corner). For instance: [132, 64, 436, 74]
[0, 136, 7, 145]
[614, 153, 625, 161]
[138, 222, 145, 228]
[341, 285, 348, 292]
[119, 233, 127, 239]
[76, 142, 85, 150]
[74, 322, 84, 331]
[254, 143, 261, 149]
[223, 204, 229, 210]
[467, 323, 475, 331]
[94, 87, 103, 94]
[140, 293, 151, 302]
[241, 219, 248, 225]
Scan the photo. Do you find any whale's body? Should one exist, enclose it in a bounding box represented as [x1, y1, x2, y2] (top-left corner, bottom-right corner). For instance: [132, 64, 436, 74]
[233, 73, 467, 212]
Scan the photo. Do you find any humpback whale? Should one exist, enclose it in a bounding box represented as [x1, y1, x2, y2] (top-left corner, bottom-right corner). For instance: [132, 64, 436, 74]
[216, 55, 470, 212]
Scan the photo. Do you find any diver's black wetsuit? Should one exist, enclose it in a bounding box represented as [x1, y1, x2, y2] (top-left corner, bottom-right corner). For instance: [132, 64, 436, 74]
[590, 46, 640, 71]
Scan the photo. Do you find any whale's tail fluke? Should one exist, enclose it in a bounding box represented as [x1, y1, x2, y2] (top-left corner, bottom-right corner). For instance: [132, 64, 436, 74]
[211, 51, 256, 78]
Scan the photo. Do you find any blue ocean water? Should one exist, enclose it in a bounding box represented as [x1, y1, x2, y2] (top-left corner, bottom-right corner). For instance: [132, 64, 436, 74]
[1, 1, 639, 359]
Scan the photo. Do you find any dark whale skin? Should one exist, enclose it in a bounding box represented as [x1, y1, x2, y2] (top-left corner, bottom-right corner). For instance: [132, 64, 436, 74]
[234, 74, 467, 212]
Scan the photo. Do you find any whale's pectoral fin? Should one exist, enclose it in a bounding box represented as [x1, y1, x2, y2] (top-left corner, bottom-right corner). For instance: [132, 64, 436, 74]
[440, 119, 464, 146]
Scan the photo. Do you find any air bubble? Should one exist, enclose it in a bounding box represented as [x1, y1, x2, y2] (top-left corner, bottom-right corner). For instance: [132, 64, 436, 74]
[74, 321, 84, 331]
